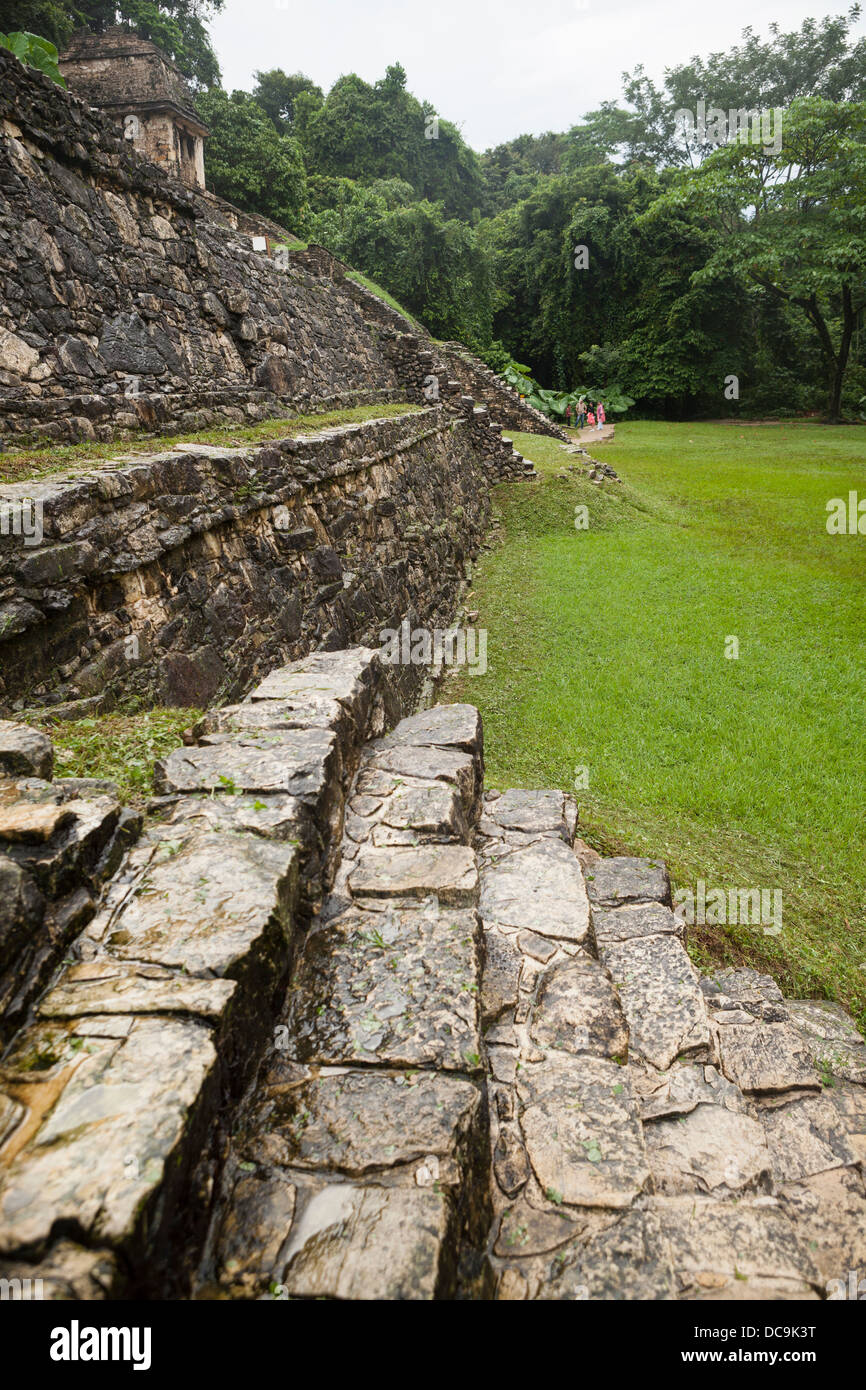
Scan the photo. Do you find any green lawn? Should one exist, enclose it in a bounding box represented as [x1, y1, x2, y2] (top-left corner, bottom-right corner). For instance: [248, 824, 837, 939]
[449, 421, 866, 1026]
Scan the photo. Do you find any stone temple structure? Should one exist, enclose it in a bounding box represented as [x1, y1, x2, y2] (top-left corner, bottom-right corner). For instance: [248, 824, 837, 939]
[58, 27, 208, 190]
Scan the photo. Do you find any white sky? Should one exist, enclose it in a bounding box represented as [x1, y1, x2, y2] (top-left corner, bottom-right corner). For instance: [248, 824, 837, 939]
[209, 0, 866, 150]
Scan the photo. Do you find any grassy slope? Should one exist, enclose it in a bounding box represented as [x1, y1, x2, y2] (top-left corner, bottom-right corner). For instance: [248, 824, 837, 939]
[448, 421, 866, 1026]
[0, 402, 420, 485]
[345, 271, 424, 331]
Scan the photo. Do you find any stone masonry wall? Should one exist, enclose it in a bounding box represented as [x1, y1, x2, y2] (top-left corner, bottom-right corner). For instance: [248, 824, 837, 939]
[0, 408, 508, 713]
[0, 57, 562, 450]
[0, 52, 404, 444]
[335, 269, 567, 443]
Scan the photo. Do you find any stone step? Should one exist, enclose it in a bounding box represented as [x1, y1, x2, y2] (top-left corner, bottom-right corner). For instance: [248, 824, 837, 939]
[4, 702, 865, 1302]
[199, 701, 492, 1301]
[0, 647, 399, 1297]
[478, 819, 866, 1301]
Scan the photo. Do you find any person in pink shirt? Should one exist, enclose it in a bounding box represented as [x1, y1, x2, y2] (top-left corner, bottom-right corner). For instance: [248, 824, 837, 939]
[596, 402, 606, 431]
[587, 409, 596, 427]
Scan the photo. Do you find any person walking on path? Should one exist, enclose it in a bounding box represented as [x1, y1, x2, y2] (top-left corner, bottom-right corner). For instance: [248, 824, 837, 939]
[596, 401, 606, 431]
[565, 403, 573, 428]
[587, 408, 596, 428]
[577, 397, 586, 429]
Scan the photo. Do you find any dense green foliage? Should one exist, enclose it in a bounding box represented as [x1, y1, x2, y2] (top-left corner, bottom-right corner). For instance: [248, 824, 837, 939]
[195, 88, 307, 226]
[13, 4, 866, 417]
[0, 0, 225, 84]
[654, 96, 866, 420]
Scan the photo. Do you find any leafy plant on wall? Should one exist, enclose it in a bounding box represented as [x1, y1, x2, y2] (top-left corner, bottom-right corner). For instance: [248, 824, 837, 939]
[0, 30, 65, 85]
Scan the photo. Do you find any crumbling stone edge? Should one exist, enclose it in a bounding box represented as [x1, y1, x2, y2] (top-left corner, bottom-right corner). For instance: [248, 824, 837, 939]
[0, 647, 404, 1297]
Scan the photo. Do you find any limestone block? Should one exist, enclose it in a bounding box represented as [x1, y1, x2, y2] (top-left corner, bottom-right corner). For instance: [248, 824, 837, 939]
[600, 934, 710, 1071]
[480, 838, 590, 943]
[287, 903, 483, 1071]
[584, 856, 671, 909]
[516, 1052, 650, 1209]
[529, 955, 628, 1061]
[0, 721, 53, 780]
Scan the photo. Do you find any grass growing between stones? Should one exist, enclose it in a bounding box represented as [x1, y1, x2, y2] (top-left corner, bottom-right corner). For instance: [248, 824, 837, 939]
[447, 421, 866, 1027]
[0, 402, 421, 485]
[345, 271, 424, 330]
[27, 708, 200, 808]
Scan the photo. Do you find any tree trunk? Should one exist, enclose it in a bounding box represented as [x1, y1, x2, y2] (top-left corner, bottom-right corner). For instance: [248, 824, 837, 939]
[754, 278, 858, 422]
[828, 285, 855, 423]
[796, 293, 845, 422]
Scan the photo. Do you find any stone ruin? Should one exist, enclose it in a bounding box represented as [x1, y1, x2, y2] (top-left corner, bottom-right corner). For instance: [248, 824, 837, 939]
[0, 52, 864, 1304]
[0, 662, 864, 1301]
[58, 28, 208, 191]
[0, 45, 566, 447]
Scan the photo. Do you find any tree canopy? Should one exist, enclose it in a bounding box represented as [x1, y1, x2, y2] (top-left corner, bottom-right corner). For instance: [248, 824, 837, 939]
[0, 0, 225, 84]
[11, 3, 866, 419]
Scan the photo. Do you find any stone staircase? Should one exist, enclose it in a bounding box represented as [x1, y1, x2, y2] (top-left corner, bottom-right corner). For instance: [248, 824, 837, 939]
[479, 800, 866, 1299]
[1, 655, 864, 1299]
[201, 701, 491, 1300]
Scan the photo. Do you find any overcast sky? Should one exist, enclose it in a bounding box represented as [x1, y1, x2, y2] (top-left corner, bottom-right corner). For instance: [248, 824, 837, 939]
[210, 1, 866, 150]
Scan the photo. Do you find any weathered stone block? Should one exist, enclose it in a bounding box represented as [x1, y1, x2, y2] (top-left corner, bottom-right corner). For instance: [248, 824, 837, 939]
[516, 1052, 650, 1209]
[251, 1069, 482, 1181]
[591, 900, 683, 946]
[286, 903, 483, 1071]
[529, 955, 628, 1061]
[656, 1196, 822, 1300]
[716, 1022, 819, 1096]
[281, 1184, 457, 1300]
[85, 827, 297, 980]
[348, 844, 478, 905]
[481, 926, 522, 1025]
[645, 1103, 772, 1195]
[584, 856, 671, 909]
[0, 721, 53, 780]
[479, 839, 590, 943]
[0, 1016, 217, 1256]
[600, 934, 710, 1071]
[482, 788, 571, 841]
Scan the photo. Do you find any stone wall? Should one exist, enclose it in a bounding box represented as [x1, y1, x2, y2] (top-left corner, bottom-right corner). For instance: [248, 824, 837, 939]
[336, 273, 566, 443]
[0, 408, 511, 713]
[0, 56, 561, 451]
[0, 51, 404, 444]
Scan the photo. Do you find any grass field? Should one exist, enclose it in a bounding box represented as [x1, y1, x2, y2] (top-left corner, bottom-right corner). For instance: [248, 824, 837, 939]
[448, 421, 866, 1026]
